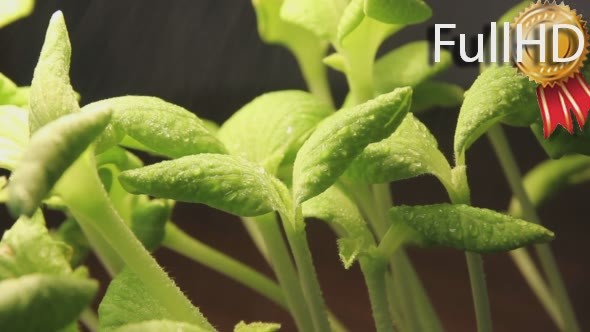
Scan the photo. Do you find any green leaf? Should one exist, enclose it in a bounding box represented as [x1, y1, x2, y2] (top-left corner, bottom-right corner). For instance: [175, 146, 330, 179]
[374, 41, 452, 95]
[99, 269, 176, 332]
[113, 320, 207, 332]
[454, 66, 537, 163]
[8, 107, 112, 217]
[29, 11, 80, 133]
[411, 81, 464, 113]
[293, 87, 412, 204]
[364, 0, 432, 25]
[218, 90, 333, 173]
[0, 105, 28, 171]
[131, 197, 171, 252]
[0, 274, 97, 332]
[531, 121, 590, 159]
[0, 0, 35, 28]
[344, 113, 452, 189]
[280, 0, 347, 40]
[84, 96, 226, 157]
[0, 72, 18, 102]
[0, 214, 73, 279]
[96, 146, 144, 171]
[389, 204, 555, 253]
[509, 155, 590, 216]
[54, 218, 90, 267]
[336, 0, 365, 42]
[302, 185, 374, 268]
[234, 321, 281, 332]
[119, 154, 282, 217]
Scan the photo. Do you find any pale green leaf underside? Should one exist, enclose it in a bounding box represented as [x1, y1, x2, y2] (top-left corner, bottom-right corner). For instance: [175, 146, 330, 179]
[113, 320, 207, 332]
[0, 105, 28, 171]
[345, 113, 452, 188]
[293, 87, 412, 204]
[280, 0, 347, 40]
[390, 204, 555, 253]
[234, 321, 281, 332]
[302, 185, 374, 268]
[374, 41, 452, 94]
[0, 274, 97, 332]
[218, 90, 332, 173]
[8, 108, 112, 217]
[29, 11, 80, 133]
[454, 65, 537, 163]
[364, 0, 432, 25]
[0, 0, 35, 28]
[85, 96, 226, 157]
[119, 154, 282, 217]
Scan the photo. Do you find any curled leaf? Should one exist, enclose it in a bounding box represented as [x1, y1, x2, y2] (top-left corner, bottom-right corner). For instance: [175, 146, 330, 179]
[293, 87, 412, 204]
[0, 274, 98, 332]
[454, 66, 537, 163]
[218, 90, 333, 173]
[8, 108, 112, 217]
[364, 0, 432, 25]
[389, 204, 555, 253]
[344, 113, 452, 189]
[85, 96, 226, 157]
[29, 11, 80, 133]
[119, 154, 282, 217]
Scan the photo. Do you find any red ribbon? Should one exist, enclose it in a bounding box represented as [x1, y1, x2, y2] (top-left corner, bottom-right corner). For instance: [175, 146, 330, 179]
[536, 73, 590, 138]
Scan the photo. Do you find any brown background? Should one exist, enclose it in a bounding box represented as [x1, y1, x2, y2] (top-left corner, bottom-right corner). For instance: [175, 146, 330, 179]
[1, 1, 589, 331]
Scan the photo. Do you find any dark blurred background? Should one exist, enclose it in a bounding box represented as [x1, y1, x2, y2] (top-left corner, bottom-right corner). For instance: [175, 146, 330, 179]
[1, 1, 589, 331]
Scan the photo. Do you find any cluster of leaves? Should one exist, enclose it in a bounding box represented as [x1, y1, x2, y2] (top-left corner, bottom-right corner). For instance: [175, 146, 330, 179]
[0, 0, 588, 331]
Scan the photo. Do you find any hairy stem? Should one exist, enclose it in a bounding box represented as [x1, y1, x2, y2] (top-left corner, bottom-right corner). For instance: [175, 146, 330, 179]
[162, 223, 285, 307]
[75, 217, 122, 277]
[59, 154, 214, 330]
[487, 124, 580, 332]
[360, 257, 395, 332]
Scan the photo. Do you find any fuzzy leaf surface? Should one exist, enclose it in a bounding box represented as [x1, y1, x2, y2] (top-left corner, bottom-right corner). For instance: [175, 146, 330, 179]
[390, 204, 555, 253]
[119, 154, 282, 217]
[293, 87, 412, 204]
[234, 321, 281, 332]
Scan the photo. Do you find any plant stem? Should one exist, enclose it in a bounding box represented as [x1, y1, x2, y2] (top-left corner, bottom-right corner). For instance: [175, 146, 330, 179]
[80, 308, 99, 332]
[59, 155, 214, 331]
[291, 45, 334, 107]
[281, 209, 331, 332]
[464, 252, 493, 332]
[253, 213, 315, 332]
[360, 257, 395, 332]
[487, 124, 580, 332]
[74, 216, 122, 277]
[162, 223, 285, 307]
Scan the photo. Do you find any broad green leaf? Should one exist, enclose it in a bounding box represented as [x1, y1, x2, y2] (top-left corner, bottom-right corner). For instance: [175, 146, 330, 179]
[293, 87, 412, 204]
[509, 155, 590, 216]
[411, 81, 464, 113]
[0, 214, 72, 279]
[8, 107, 112, 217]
[0, 274, 97, 332]
[218, 91, 333, 173]
[131, 198, 171, 252]
[119, 154, 282, 217]
[374, 41, 452, 95]
[364, 0, 432, 25]
[531, 121, 590, 159]
[54, 218, 90, 267]
[85, 96, 226, 157]
[0, 0, 34, 28]
[113, 320, 207, 332]
[302, 185, 374, 268]
[29, 11, 80, 133]
[344, 113, 452, 189]
[389, 204, 554, 253]
[454, 65, 537, 163]
[99, 269, 175, 332]
[234, 321, 281, 332]
[280, 0, 347, 40]
[0, 105, 28, 170]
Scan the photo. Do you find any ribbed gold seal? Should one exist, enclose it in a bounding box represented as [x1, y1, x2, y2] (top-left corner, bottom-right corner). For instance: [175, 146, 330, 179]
[513, 1, 589, 87]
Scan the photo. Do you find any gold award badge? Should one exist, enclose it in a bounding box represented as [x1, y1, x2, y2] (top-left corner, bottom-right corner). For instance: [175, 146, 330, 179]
[513, 1, 590, 137]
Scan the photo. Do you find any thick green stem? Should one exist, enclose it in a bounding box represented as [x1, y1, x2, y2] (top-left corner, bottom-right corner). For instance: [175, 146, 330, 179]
[487, 125, 580, 332]
[58, 155, 214, 330]
[253, 213, 314, 332]
[281, 210, 331, 332]
[74, 216, 122, 276]
[291, 45, 334, 107]
[464, 252, 493, 332]
[162, 223, 285, 307]
[360, 257, 395, 332]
